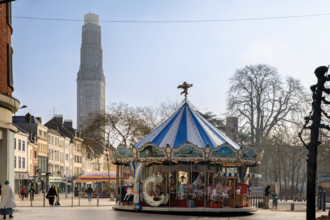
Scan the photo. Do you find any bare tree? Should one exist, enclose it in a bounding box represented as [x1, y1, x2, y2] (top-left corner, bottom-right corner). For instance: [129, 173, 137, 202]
[106, 103, 157, 147]
[227, 64, 308, 148]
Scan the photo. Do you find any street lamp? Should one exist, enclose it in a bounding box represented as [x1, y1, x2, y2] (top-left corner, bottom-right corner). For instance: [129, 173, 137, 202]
[46, 150, 55, 192]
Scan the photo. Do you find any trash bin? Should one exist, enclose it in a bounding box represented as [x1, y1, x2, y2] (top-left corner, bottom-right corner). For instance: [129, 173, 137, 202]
[291, 203, 294, 211]
[74, 189, 79, 197]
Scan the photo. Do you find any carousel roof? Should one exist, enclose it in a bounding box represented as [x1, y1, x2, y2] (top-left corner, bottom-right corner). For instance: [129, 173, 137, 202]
[135, 101, 240, 150]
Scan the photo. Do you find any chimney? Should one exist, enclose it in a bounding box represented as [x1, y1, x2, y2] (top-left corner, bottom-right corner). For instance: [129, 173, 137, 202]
[64, 120, 73, 128]
[25, 113, 32, 123]
[36, 117, 42, 124]
[54, 115, 63, 125]
[225, 117, 238, 143]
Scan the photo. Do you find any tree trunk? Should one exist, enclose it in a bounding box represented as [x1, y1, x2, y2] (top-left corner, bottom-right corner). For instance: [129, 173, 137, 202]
[291, 157, 295, 200]
[295, 160, 301, 201]
[281, 155, 288, 201]
[277, 145, 282, 200]
[305, 66, 327, 220]
[300, 171, 307, 201]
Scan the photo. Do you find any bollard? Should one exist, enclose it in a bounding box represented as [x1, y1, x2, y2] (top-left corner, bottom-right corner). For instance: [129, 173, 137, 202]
[78, 192, 80, 206]
[291, 203, 294, 211]
[97, 194, 99, 207]
[71, 191, 73, 207]
[322, 191, 326, 211]
[43, 190, 45, 207]
[30, 192, 33, 207]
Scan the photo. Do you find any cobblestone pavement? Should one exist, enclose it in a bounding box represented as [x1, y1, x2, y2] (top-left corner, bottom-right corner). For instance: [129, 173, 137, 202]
[9, 194, 329, 219]
[11, 206, 329, 220]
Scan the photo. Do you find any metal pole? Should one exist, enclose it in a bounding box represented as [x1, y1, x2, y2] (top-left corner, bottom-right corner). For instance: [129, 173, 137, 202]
[97, 193, 99, 207]
[322, 191, 326, 211]
[30, 191, 33, 207]
[107, 151, 111, 201]
[204, 161, 207, 209]
[43, 189, 45, 207]
[78, 191, 80, 206]
[65, 177, 67, 198]
[168, 161, 171, 208]
[71, 183, 74, 207]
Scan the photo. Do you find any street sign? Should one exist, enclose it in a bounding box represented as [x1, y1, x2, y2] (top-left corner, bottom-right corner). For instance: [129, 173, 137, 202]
[46, 172, 52, 176]
[41, 172, 46, 176]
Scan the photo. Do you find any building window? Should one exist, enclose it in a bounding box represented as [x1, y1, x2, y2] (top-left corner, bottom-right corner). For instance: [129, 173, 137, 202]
[18, 156, 21, 169]
[18, 140, 21, 151]
[22, 157, 25, 169]
[39, 130, 42, 137]
[14, 138, 16, 149]
[7, 44, 13, 88]
[66, 154, 68, 161]
[35, 150, 37, 159]
[14, 156, 16, 168]
[22, 141, 25, 151]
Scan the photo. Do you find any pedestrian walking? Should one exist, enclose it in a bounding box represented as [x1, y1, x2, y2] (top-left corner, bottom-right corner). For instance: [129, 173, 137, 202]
[19, 186, 26, 201]
[263, 185, 271, 209]
[86, 186, 93, 202]
[46, 185, 57, 206]
[55, 187, 60, 206]
[29, 187, 35, 201]
[0, 180, 16, 219]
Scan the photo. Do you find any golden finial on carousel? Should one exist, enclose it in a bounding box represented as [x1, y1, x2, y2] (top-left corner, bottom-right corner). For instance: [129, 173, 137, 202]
[177, 81, 193, 99]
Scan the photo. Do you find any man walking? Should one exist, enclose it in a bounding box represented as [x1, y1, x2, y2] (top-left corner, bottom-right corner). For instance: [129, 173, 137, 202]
[86, 186, 93, 202]
[29, 186, 35, 201]
[19, 186, 26, 201]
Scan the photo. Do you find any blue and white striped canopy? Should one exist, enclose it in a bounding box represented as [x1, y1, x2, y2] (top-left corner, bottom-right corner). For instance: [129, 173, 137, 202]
[135, 101, 240, 150]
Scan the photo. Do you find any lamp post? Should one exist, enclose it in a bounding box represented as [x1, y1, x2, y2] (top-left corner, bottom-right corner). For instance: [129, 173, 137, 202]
[14, 105, 27, 116]
[46, 150, 55, 192]
[105, 147, 112, 200]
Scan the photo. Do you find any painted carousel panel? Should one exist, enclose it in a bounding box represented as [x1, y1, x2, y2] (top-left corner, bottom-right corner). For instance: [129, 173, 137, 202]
[172, 144, 203, 159]
[139, 145, 165, 158]
[116, 147, 133, 159]
[210, 146, 236, 159]
[241, 149, 257, 161]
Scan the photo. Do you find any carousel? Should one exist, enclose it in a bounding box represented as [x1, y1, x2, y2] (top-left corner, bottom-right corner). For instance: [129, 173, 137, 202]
[111, 83, 263, 213]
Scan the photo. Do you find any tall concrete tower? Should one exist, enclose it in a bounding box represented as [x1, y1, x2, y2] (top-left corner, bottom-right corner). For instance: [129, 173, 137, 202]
[77, 13, 105, 130]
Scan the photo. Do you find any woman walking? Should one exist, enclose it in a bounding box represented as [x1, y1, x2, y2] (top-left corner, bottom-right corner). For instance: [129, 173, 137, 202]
[0, 180, 16, 219]
[46, 185, 57, 206]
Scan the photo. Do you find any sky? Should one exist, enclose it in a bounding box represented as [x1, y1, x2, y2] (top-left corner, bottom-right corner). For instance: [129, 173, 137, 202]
[11, 0, 330, 128]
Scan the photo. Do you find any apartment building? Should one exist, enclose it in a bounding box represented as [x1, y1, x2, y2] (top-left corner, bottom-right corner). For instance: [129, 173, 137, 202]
[0, 1, 20, 188]
[13, 114, 49, 191]
[13, 125, 29, 193]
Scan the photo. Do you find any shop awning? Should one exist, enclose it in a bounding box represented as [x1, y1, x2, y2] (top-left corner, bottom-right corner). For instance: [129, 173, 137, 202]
[74, 171, 133, 183]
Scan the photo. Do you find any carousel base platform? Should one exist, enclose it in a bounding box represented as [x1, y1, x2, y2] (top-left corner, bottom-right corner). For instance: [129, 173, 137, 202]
[113, 205, 257, 215]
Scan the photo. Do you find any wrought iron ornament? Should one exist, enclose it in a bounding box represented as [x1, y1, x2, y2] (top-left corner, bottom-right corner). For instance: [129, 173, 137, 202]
[177, 81, 193, 98]
[298, 66, 330, 220]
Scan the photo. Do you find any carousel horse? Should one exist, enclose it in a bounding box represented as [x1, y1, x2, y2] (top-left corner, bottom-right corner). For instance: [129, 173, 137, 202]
[192, 176, 203, 197]
[178, 184, 186, 200]
[123, 186, 134, 201]
[207, 181, 222, 200]
[221, 186, 229, 199]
